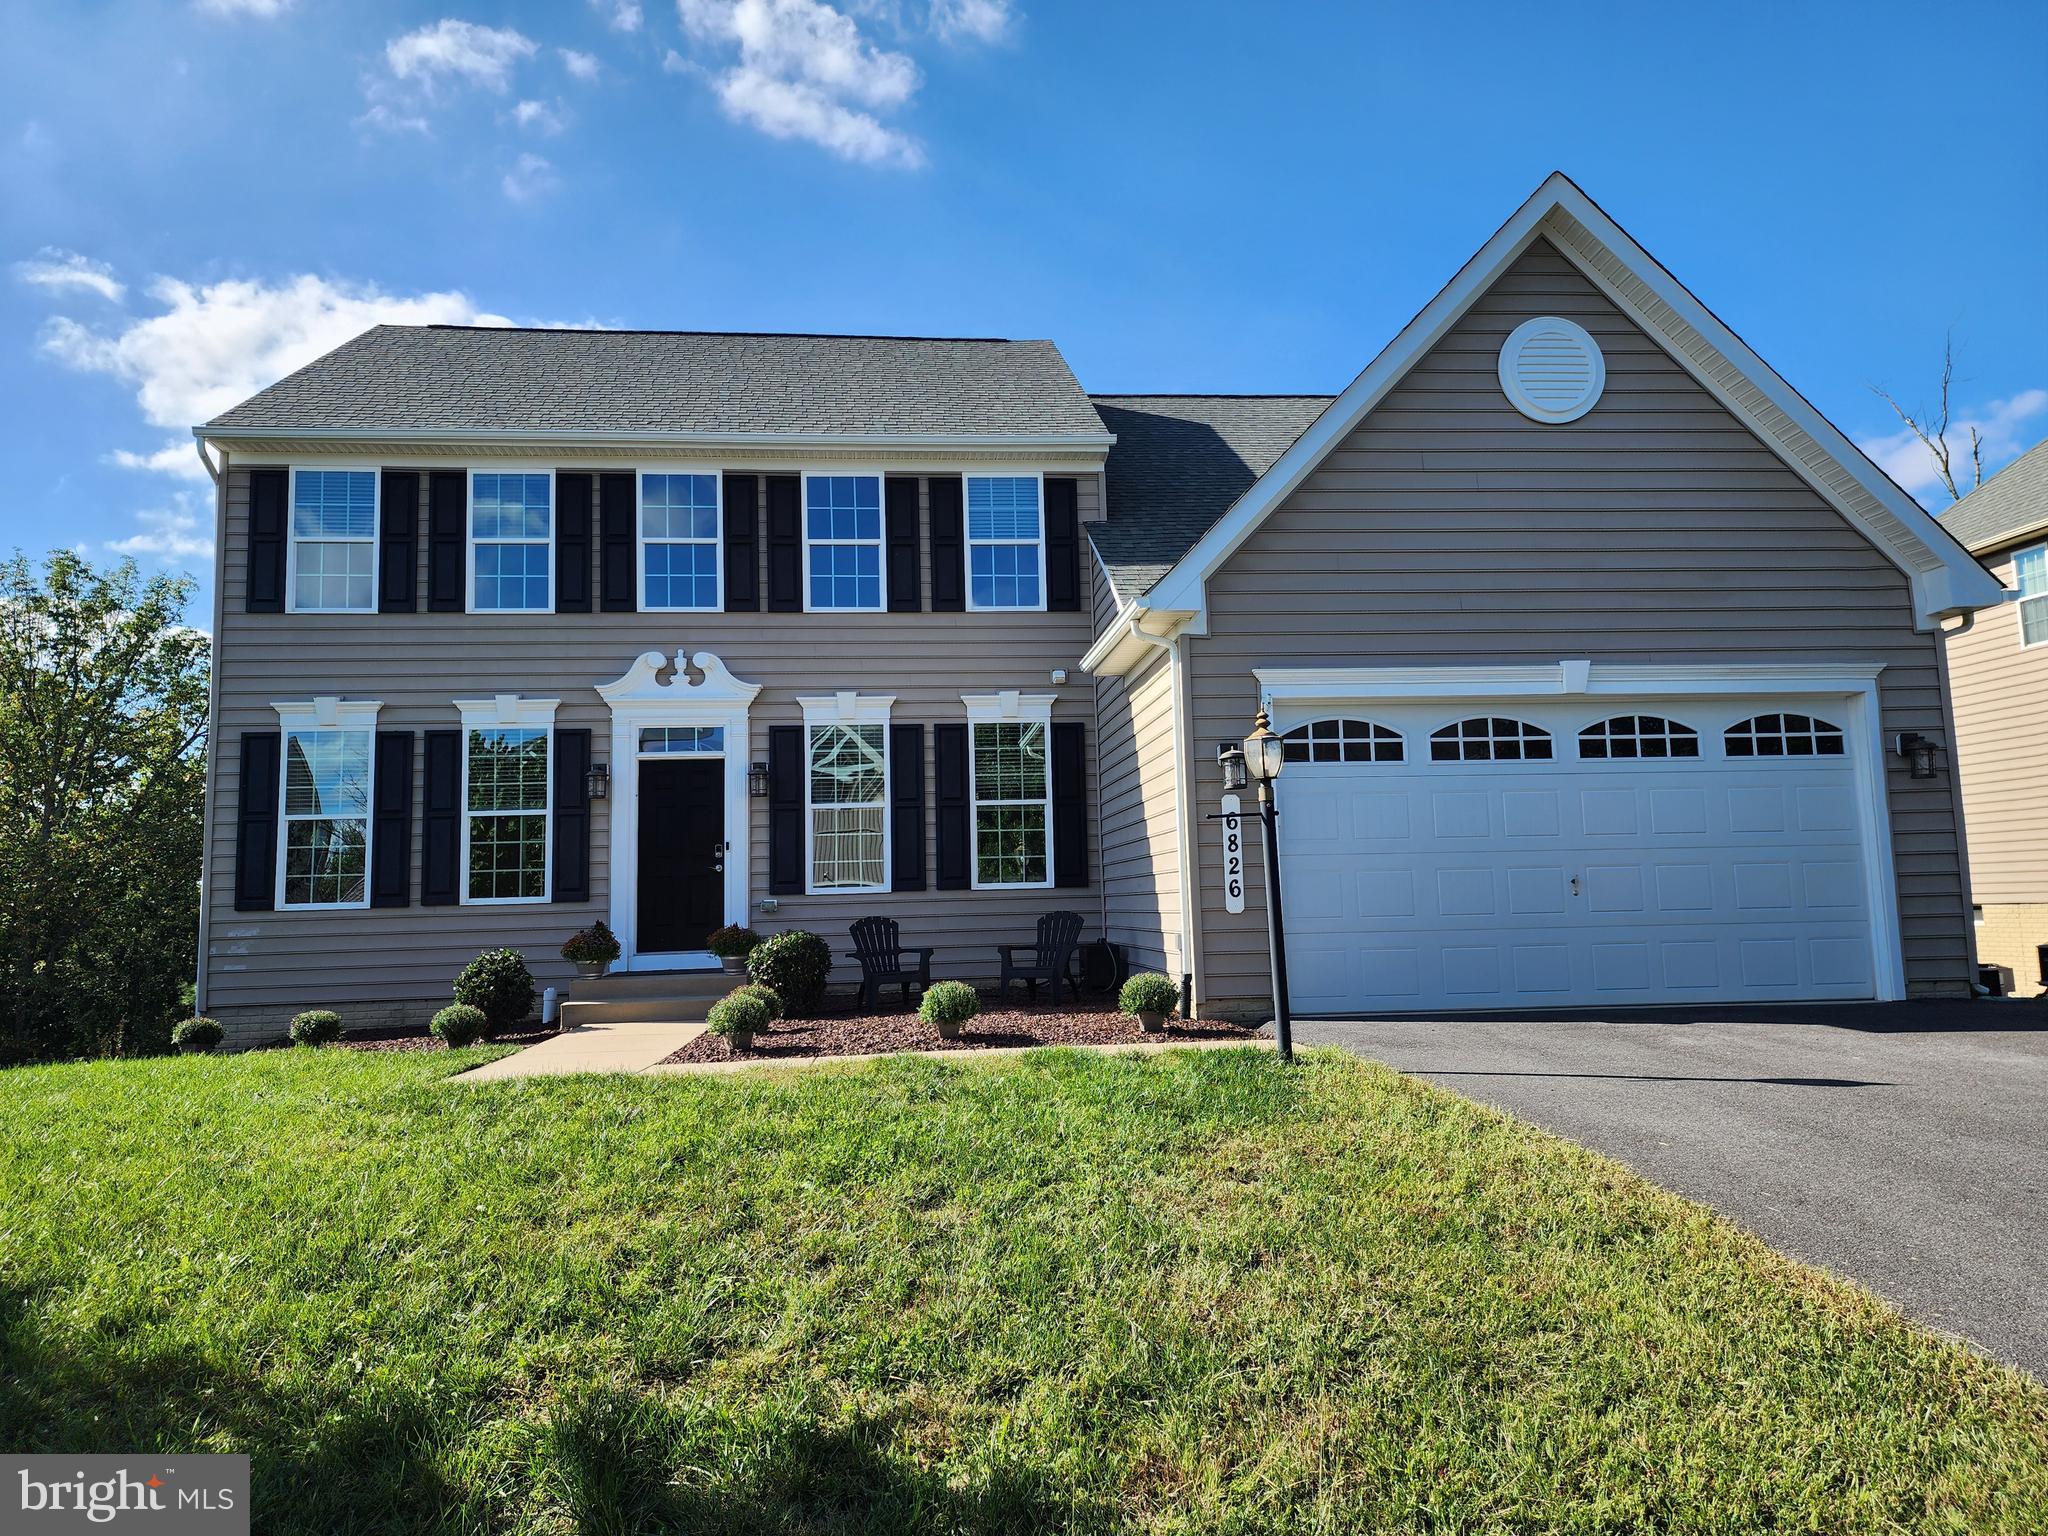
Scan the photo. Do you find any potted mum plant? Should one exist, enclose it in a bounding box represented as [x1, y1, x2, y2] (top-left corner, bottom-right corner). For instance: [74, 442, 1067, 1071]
[1118, 973, 1180, 1034]
[707, 924, 762, 976]
[918, 980, 980, 1042]
[561, 921, 621, 979]
[705, 988, 773, 1053]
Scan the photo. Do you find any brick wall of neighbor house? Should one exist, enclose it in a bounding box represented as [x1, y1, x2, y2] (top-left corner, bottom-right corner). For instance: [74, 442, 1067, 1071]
[1943, 543, 2048, 910]
[1972, 904, 2048, 997]
[201, 461, 1106, 1046]
[1180, 239, 1973, 1016]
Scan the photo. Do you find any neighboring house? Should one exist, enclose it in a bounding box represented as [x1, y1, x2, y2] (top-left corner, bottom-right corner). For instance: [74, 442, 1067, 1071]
[191, 174, 2004, 1044]
[1938, 440, 2048, 995]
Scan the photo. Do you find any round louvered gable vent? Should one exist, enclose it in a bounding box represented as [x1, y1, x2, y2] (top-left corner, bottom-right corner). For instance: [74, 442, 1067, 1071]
[1498, 316, 1605, 424]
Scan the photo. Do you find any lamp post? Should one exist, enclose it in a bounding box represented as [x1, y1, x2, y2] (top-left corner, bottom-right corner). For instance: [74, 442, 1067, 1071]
[1223, 707, 1293, 1062]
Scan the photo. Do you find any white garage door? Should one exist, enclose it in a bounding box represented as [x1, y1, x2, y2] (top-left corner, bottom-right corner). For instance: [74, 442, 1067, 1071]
[1275, 700, 1881, 1013]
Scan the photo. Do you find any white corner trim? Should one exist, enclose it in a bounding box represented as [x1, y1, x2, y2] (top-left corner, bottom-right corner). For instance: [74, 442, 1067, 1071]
[598, 649, 763, 708]
[798, 691, 896, 725]
[273, 696, 385, 730]
[1253, 660, 1888, 703]
[453, 694, 561, 728]
[960, 690, 1056, 723]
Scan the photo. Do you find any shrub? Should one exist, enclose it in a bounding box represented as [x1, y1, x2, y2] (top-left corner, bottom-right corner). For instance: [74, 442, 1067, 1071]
[431, 1004, 489, 1047]
[453, 949, 536, 1034]
[919, 981, 980, 1031]
[288, 1009, 343, 1047]
[560, 921, 621, 965]
[746, 930, 832, 1018]
[728, 982, 784, 1021]
[705, 990, 772, 1041]
[1118, 973, 1180, 1018]
[706, 924, 762, 960]
[170, 1016, 223, 1050]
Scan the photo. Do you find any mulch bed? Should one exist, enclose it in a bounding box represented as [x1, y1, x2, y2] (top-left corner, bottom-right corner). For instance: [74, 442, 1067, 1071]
[337, 1026, 557, 1054]
[660, 1000, 1263, 1066]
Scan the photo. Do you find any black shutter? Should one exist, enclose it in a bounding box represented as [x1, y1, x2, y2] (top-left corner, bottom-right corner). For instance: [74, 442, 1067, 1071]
[370, 730, 414, 908]
[1051, 721, 1088, 888]
[427, 471, 466, 612]
[599, 472, 636, 612]
[890, 723, 926, 891]
[421, 728, 462, 906]
[378, 471, 418, 613]
[885, 478, 921, 612]
[768, 724, 803, 894]
[929, 475, 964, 612]
[766, 474, 801, 612]
[553, 728, 591, 903]
[245, 469, 287, 614]
[233, 730, 281, 910]
[934, 723, 969, 890]
[724, 473, 759, 612]
[1045, 477, 1081, 612]
[556, 473, 593, 614]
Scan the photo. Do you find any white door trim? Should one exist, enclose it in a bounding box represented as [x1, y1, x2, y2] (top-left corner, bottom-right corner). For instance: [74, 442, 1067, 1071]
[1250, 660, 1905, 1003]
[597, 649, 762, 972]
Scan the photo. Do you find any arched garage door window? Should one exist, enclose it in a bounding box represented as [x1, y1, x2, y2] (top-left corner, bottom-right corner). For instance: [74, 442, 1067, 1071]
[1429, 717, 1553, 762]
[1725, 713, 1846, 757]
[1281, 718, 1403, 763]
[1579, 714, 1700, 759]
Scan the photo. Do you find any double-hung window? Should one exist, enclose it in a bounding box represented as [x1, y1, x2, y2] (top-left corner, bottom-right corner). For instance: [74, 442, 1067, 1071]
[801, 694, 892, 892]
[2017, 544, 2048, 647]
[274, 700, 381, 909]
[966, 474, 1044, 611]
[289, 469, 377, 612]
[457, 698, 556, 902]
[642, 472, 721, 610]
[470, 472, 552, 612]
[964, 694, 1054, 888]
[804, 474, 883, 611]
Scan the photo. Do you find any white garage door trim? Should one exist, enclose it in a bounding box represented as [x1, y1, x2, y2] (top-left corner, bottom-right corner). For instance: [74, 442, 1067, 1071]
[1252, 660, 1904, 1006]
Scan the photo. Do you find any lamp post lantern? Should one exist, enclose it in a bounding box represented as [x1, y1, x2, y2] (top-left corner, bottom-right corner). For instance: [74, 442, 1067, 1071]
[1242, 707, 1293, 1063]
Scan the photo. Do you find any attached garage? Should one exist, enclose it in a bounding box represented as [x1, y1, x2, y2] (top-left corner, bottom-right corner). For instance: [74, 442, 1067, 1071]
[1263, 668, 1902, 1014]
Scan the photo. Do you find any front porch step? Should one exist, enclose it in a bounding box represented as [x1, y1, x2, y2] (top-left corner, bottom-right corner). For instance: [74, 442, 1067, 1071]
[560, 995, 719, 1028]
[571, 969, 735, 1002]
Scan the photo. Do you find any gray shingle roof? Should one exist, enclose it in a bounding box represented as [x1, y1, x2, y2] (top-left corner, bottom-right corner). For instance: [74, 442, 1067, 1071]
[203, 325, 1110, 439]
[1089, 395, 1334, 601]
[1938, 439, 2048, 552]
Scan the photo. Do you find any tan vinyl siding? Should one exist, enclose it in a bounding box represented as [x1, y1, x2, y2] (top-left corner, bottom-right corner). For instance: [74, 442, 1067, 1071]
[204, 465, 1100, 1039]
[1093, 649, 1182, 979]
[1944, 542, 2048, 906]
[1185, 238, 1972, 1011]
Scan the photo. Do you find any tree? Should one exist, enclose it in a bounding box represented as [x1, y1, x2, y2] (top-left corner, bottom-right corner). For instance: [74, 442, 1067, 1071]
[0, 551, 209, 1060]
[1873, 333, 1984, 502]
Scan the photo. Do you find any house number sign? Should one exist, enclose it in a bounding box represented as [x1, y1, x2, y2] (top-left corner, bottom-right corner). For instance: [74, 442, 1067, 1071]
[1220, 794, 1245, 914]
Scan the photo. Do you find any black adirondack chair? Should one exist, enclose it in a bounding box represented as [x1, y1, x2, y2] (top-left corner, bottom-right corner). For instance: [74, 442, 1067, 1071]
[997, 910, 1085, 1004]
[847, 917, 934, 1010]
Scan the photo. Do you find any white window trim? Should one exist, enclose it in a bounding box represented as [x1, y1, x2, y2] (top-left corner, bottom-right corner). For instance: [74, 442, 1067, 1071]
[800, 469, 886, 614]
[798, 691, 895, 895]
[2015, 542, 2048, 649]
[964, 470, 1049, 613]
[271, 696, 383, 911]
[466, 466, 556, 616]
[637, 466, 724, 613]
[961, 691, 1057, 891]
[284, 463, 381, 615]
[453, 694, 560, 906]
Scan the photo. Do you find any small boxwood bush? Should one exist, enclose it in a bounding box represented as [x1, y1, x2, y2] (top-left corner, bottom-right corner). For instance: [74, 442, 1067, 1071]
[288, 1009, 343, 1047]
[1118, 973, 1180, 1017]
[727, 982, 784, 1021]
[706, 924, 762, 959]
[170, 1016, 223, 1050]
[705, 990, 773, 1040]
[453, 948, 536, 1034]
[431, 1004, 489, 1047]
[919, 981, 980, 1031]
[746, 930, 832, 1018]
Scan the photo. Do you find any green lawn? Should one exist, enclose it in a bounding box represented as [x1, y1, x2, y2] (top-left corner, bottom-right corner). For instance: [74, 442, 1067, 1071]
[2, 1047, 2043, 1534]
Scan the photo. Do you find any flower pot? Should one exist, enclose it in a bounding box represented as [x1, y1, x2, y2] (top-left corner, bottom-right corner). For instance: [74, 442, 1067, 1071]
[726, 1029, 753, 1053]
[1136, 1010, 1167, 1034]
[720, 955, 748, 975]
[936, 1019, 962, 1041]
[574, 959, 610, 979]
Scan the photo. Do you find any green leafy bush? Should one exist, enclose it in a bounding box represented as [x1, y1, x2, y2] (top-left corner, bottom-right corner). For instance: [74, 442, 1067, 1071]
[919, 981, 980, 1031]
[287, 1010, 343, 1047]
[170, 1016, 223, 1050]
[1118, 973, 1180, 1017]
[560, 921, 621, 965]
[705, 990, 772, 1041]
[453, 949, 536, 1034]
[746, 931, 832, 1018]
[431, 1004, 489, 1047]
[727, 982, 784, 1021]
[706, 924, 762, 959]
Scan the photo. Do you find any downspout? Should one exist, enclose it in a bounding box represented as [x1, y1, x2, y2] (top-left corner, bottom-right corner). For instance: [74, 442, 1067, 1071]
[1127, 619, 1200, 1013]
[192, 438, 227, 1014]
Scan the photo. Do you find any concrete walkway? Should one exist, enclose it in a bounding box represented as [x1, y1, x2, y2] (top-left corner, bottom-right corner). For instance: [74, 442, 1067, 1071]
[459, 1019, 704, 1080]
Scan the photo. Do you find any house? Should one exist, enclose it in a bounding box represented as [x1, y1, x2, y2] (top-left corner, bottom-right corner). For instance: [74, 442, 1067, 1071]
[1937, 440, 2048, 995]
[190, 174, 2004, 1044]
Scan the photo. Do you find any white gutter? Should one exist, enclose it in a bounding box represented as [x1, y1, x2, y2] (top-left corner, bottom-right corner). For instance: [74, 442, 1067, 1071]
[1079, 603, 1198, 678]
[193, 425, 1117, 452]
[192, 442, 227, 1016]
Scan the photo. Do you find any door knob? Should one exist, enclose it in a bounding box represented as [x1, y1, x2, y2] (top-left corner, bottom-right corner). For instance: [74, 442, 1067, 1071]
[1569, 874, 1580, 897]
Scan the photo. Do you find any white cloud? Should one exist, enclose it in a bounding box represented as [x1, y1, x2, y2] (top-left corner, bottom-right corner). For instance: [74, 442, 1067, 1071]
[1857, 388, 2048, 501]
[14, 248, 125, 303]
[356, 100, 432, 136]
[928, 0, 1012, 43]
[194, 0, 291, 16]
[385, 19, 537, 93]
[112, 440, 214, 483]
[673, 0, 925, 167]
[593, 0, 644, 30]
[512, 98, 569, 134]
[502, 152, 561, 203]
[109, 495, 216, 565]
[560, 48, 601, 81]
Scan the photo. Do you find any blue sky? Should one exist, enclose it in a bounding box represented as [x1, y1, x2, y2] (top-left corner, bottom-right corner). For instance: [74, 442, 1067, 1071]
[4, 0, 2043, 617]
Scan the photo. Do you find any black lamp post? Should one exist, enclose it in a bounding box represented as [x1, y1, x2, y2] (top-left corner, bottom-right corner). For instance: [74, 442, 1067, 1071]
[1224, 707, 1293, 1063]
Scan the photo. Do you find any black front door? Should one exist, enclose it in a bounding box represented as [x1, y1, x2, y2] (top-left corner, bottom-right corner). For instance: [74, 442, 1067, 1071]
[637, 760, 725, 953]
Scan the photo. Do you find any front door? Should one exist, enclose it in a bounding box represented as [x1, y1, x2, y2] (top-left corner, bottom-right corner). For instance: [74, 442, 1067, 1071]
[637, 759, 725, 954]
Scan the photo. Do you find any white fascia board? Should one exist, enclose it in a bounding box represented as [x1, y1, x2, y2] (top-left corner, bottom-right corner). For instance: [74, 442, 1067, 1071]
[194, 425, 1116, 453]
[1253, 660, 1887, 703]
[1077, 604, 1198, 677]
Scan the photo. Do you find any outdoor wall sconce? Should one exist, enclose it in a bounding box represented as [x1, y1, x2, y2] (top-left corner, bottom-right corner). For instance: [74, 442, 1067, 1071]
[748, 760, 771, 798]
[1895, 732, 1940, 780]
[585, 761, 610, 800]
[1217, 740, 1249, 791]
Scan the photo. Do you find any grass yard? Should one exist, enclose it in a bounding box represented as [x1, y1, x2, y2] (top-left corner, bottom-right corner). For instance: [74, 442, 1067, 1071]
[2, 1047, 2044, 1534]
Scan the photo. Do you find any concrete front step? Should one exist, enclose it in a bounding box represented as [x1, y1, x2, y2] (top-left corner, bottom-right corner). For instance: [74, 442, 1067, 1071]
[560, 967, 742, 1028]
[560, 996, 718, 1027]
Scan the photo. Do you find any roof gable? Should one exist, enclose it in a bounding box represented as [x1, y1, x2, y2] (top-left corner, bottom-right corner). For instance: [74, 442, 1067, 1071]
[1939, 439, 2048, 553]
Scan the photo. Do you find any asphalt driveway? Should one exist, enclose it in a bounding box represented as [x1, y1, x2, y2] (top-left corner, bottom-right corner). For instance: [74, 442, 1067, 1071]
[1301, 1001, 2048, 1377]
